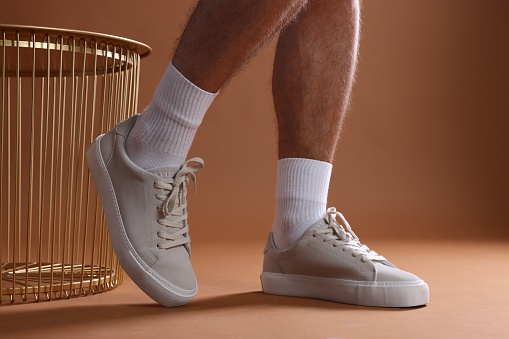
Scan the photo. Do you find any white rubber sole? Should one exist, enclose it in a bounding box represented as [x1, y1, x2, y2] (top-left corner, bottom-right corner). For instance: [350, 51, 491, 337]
[87, 134, 196, 307]
[261, 272, 429, 308]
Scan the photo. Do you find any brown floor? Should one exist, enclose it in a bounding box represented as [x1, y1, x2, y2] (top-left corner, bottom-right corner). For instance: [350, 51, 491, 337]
[1, 239, 508, 338]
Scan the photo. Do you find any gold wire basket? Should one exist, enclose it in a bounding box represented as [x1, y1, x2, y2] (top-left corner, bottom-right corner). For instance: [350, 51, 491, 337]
[0, 24, 150, 303]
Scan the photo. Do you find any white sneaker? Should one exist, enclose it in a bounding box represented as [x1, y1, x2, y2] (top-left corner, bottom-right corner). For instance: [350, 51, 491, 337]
[261, 207, 429, 307]
[87, 115, 203, 307]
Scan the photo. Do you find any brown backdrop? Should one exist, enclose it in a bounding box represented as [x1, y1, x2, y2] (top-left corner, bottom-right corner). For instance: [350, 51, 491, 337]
[2, 0, 508, 243]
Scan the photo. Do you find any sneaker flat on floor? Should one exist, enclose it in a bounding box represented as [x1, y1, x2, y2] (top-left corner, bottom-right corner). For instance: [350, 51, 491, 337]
[261, 207, 429, 308]
[87, 115, 203, 307]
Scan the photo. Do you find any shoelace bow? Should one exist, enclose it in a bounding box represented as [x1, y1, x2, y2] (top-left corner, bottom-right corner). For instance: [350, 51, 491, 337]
[314, 207, 387, 263]
[154, 157, 204, 249]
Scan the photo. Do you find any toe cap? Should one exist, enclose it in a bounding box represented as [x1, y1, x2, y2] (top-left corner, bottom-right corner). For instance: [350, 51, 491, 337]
[150, 246, 197, 291]
[374, 262, 423, 282]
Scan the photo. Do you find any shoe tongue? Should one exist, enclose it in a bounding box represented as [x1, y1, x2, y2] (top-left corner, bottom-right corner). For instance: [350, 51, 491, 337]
[147, 164, 182, 179]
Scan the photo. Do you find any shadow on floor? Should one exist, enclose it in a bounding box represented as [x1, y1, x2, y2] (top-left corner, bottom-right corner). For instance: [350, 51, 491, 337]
[1, 291, 424, 335]
[152, 291, 425, 312]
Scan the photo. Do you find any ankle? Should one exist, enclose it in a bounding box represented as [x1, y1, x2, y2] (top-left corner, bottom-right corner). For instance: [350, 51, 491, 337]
[125, 62, 217, 170]
[126, 130, 186, 169]
[271, 158, 332, 249]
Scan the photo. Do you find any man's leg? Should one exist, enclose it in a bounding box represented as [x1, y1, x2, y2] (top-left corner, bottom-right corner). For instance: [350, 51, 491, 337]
[88, 0, 309, 307]
[173, 0, 307, 93]
[262, 0, 430, 307]
[271, 0, 360, 249]
[126, 0, 307, 169]
[274, 0, 359, 163]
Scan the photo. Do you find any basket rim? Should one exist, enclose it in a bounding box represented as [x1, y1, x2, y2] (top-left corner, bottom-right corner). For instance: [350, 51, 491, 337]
[0, 23, 151, 58]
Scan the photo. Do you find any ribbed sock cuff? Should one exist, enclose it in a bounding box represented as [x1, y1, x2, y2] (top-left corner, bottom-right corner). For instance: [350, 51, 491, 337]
[131, 62, 217, 155]
[272, 158, 333, 249]
[126, 62, 218, 168]
[275, 158, 332, 202]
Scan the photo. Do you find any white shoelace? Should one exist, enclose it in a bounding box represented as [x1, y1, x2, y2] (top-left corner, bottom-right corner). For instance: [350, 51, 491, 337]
[314, 207, 387, 263]
[154, 158, 204, 249]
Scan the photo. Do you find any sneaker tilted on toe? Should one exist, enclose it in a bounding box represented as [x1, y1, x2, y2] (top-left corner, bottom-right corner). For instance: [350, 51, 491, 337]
[87, 115, 203, 307]
[261, 207, 429, 307]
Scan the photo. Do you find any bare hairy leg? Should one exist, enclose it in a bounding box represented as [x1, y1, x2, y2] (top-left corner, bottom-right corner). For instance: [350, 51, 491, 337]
[173, 0, 309, 93]
[273, 0, 361, 163]
[128, 0, 308, 168]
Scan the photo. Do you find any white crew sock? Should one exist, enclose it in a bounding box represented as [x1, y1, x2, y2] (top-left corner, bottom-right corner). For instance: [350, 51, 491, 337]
[272, 158, 332, 249]
[126, 62, 217, 169]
